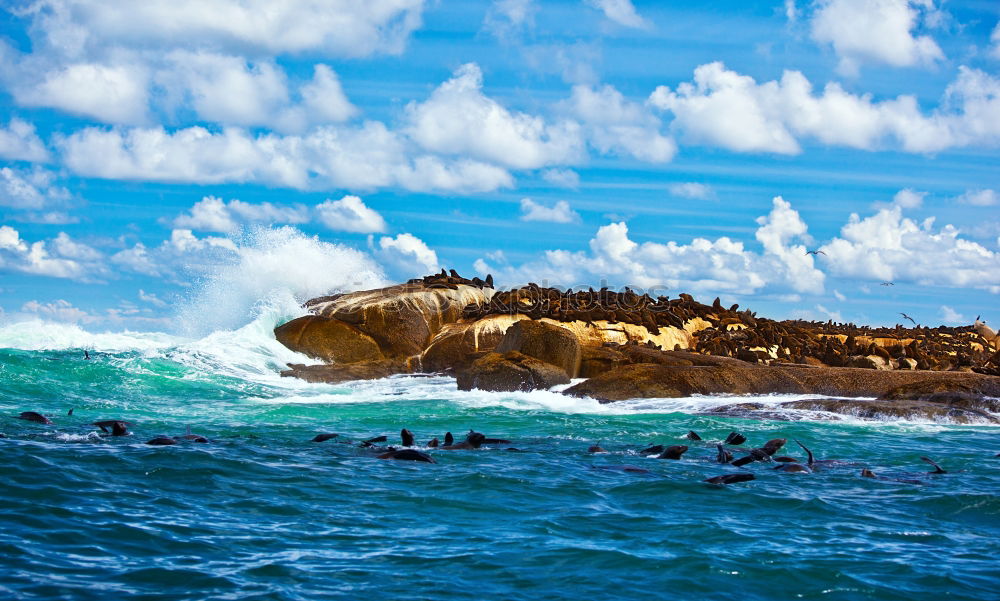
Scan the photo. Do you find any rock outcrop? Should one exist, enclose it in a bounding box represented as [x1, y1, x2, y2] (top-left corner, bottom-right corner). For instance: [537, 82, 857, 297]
[495, 320, 582, 378]
[456, 351, 570, 392]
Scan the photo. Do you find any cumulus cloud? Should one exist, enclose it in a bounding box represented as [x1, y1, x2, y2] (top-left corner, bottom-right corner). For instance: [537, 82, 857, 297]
[939, 305, 966, 325]
[0, 119, 50, 162]
[955, 189, 997, 206]
[668, 182, 715, 199]
[541, 168, 580, 188]
[564, 84, 675, 162]
[138, 289, 167, 307]
[819, 206, 1000, 291]
[376, 232, 439, 275]
[11, 61, 151, 124]
[873, 187, 925, 210]
[585, 0, 650, 29]
[0, 167, 71, 211]
[810, 0, 944, 75]
[649, 62, 1000, 154]
[484, 0, 536, 39]
[172, 196, 309, 233]
[20, 299, 93, 323]
[315, 195, 387, 233]
[58, 123, 514, 193]
[477, 196, 825, 295]
[405, 63, 583, 169]
[19, 0, 426, 59]
[992, 23, 1000, 60]
[519, 198, 581, 223]
[0, 226, 105, 281]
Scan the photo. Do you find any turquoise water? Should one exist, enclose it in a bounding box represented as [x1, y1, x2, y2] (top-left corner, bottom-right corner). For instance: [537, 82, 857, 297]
[1, 319, 999, 601]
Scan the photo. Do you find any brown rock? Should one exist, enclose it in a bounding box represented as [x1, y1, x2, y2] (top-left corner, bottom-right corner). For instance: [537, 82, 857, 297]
[419, 318, 512, 373]
[456, 351, 570, 392]
[580, 346, 629, 378]
[280, 360, 407, 384]
[495, 319, 582, 378]
[780, 399, 998, 424]
[566, 364, 1000, 402]
[274, 315, 384, 364]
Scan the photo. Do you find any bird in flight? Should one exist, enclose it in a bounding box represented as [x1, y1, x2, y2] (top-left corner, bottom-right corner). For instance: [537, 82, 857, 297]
[900, 312, 916, 325]
[881, 282, 894, 286]
[805, 250, 826, 256]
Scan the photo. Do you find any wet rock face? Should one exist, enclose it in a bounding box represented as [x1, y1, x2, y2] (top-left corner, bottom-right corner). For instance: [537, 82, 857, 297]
[566, 363, 1000, 403]
[299, 281, 493, 359]
[280, 360, 407, 384]
[274, 315, 384, 364]
[778, 399, 999, 424]
[456, 351, 570, 392]
[495, 319, 582, 378]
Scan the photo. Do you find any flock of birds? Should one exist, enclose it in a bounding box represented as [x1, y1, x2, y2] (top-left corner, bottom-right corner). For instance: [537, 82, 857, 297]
[5, 409, 978, 486]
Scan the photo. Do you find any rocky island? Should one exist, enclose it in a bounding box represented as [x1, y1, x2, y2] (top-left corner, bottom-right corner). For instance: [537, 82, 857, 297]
[275, 271, 1000, 423]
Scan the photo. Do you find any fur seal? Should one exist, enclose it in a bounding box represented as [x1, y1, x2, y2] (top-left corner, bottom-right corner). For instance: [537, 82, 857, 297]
[657, 445, 688, 460]
[17, 411, 52, 424]
[731, 448, 773, 467]
[716, 444, 733, 464]
[705, 473, 755, 485]
[639, 444, 665, 455]
[146, 436, 177, 445]
[444, 432, 454, 446]
[483, 438, 510, 444]
[360, 435, 388, 447]
[93, 420, 130, 436]
[177, 427, 209, 443]
[724, 432, 746, 446]
[762, 438, 787, 456]
[774, 463, 812, 473]
[593, 464, 650, 474]
[685, 431, 702, 441]
[588, 445, 607, 453]
[377, 449, 436, 463]
[441, 431, 486, 450]
[921, 457, 947, 474]
[427, 437, 439, 447]
[312, 433, 339, 443]
[400, 429, 415, 447]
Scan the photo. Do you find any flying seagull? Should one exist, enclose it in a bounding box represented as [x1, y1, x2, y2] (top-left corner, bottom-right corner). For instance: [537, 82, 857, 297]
[881, 281, 894, 286]
[805, 250, 826, 256]
[900, 312, 916, 325]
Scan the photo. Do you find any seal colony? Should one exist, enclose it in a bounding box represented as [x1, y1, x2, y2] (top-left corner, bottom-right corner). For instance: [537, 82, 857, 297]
[274, 270, 1000, 423]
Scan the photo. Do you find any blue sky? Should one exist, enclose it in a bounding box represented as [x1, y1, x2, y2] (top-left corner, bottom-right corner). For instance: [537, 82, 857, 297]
[0, 0, 998, 332]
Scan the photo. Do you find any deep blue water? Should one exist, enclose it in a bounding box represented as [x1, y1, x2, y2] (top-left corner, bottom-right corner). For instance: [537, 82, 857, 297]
[1, 324, 999, 601]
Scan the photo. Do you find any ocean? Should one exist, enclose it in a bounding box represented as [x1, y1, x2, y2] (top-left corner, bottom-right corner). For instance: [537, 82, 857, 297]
[1, 238, 998, 600]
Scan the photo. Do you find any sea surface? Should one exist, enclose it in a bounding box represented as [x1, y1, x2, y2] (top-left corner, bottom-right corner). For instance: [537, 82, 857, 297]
[2, 308, 999, 601]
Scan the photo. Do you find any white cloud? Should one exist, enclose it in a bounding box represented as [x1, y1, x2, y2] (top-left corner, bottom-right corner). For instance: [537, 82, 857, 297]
[585, 0, 650, 29]
[21, 299, 92, 323]
[564, 84, 675, 162]
[405, 63, 583, 169]
[315, 195, 387, 233]
[58, 122, 514, 193]
[785, 0, 799, 23]
[172, 196, 309, 233]
[12, 61, 150, 124]
[810, 0, 944, 75]
[520, 198, 581, 223]
[0, 119, 50, 162]
[295, 64, 359, 125]
[956, 189, 997, 206]
[484, 0, 535, 39]
[138, 289, 167, 307]
[376, 232, 439, 275]
[991, 22, 1000, 60]
[877, 187, 925, 209]
[0, 167, 71, 210]
[111, 243, 160, 276]
[820, 206, 1000, 290]
[478, 196, 824, 295]
[0, 226, 104, 281]
[20, 0, 426, 59]
[939, 305, 966, 325]
[541, 168, 580, 188]
[648, 62, 1000, 155]
[833, 289, 847, 301]
[668, 182, 715, 199]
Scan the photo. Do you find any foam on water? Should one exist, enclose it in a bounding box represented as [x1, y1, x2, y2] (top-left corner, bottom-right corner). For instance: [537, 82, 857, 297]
[0, 319, 179, 352]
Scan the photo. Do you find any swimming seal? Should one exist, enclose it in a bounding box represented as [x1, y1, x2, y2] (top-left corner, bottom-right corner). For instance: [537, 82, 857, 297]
[921, 456, 947, 474]
[483, 438, 510, 444]
[427, 437, 439, 447]
[588, 445, 607, 453]
[146, 436, 177, 445]
[361, 435, 388, 447]
[593, 465, 650, 474]
[93, 420, 130, 436]
[705, 473, 755, 485]
[444, 432, 454, 446]
[716, 444, 733, 464]
[377, 449, 436, 463]
[441, 431, 486, 450]
[639, 445, 665, 455]
[400, 429, 415, 447]
[761, 438, 786, 456]
[312, 433, 339, 442]
[724, 432, 746, 446]
[774, 463, 811, 473]
[657, 445, 688, 460]
[731, 448, 773, 467]
[17, 411, 52, 424]
[685, 431, 702, 441]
